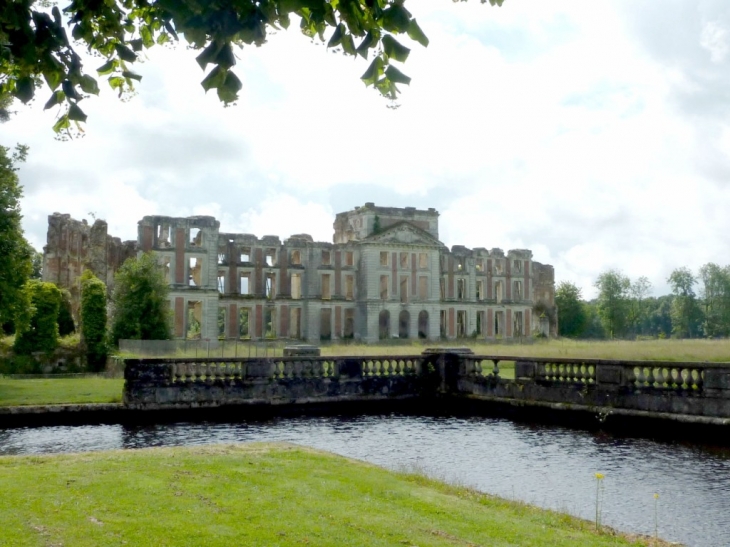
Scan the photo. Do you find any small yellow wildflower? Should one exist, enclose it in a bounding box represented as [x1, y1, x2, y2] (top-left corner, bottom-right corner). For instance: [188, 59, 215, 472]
[654, 493, 659, 499]
[595, 472, 604, 480]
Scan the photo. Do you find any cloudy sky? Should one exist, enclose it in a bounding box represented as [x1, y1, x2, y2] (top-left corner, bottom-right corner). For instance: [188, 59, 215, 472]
[5, 0, 730, 298]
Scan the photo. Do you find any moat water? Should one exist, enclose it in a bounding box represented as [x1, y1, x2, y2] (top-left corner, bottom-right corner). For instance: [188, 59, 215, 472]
[1, 414, 728, 547]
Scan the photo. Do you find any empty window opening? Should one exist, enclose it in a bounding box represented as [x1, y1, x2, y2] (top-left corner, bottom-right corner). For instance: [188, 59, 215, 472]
[320, 309, 332, 341]
[188, 257, 202, 287]
[239, 308, 250, 338]
[456, 311, 467, 338]
[186, 301, 202, 339]
[290, 308, 302, 339]
[476, 280, 484, 300]
[345, 275, 354, 300]
[440, 255, 446, 272]
[345, 251, 354, 266]
[217, 272, 226, 294]
[400, 252, 408, 269]
[399, 310, 410, 339]
[514, 280, 523, 300]
[380, 252, 388, 266]
[321, 250, 331, 265]
[379, 310, 391, 340]
[440, 310, 447, 338]
[344, 309, 355, 339]
[240, 248, 251, 263]
[514, 260, 523, 274]
[457, 258, 464, 271]
[440, 278, 446, 300]
[266, 273, 276, 299]
[418, 311, 429, 339]
[265, 249, 275, 266]
[495, 311, 504, 336]
[419, 276, 428, 300]
[495, 281, 504, 303]
[457, 279, 466, 300]
[476, 311, 484, 336]
[156, 223, 170, 247]
[264, 307, 276, 338]
[495, 261, 504, 275]
[514, 311, 524, 337]
[218, 307, 226, 338]
[217, 252, 226, 265]
[291, 274, 302, 300]
[400, 276, 408, 303]
[160, 257, 171, 283]
[380, 275, 388, 300]
[476, 259, 484, 272]
[190, 228, 201, 247]
[239, 273, 250, 295]
[322, 274, 331, 300]
[419, 253, 428, 269]
[291, 250, 301, 265]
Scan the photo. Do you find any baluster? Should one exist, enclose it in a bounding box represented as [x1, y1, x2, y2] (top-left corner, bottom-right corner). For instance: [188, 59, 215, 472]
[655, 367, 666, 388]
[314, 361, 323, 378]
[472, 360, 481, 377]
[386, 359, 393, 376]
[575, 363, 584, 384]
[697, 369, 705, 390]
[375, 360, 383, 376]
[625, 366, 636, 389]
[173, 363, 183, 384]
[493, 360, 500, 378]
[646, 367, 656, 388]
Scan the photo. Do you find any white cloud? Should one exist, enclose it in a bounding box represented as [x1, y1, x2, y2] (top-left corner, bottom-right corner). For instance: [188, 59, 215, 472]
[7, 0, 730, 300]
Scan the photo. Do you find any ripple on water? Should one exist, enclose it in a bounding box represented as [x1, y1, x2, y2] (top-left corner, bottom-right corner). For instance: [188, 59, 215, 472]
[1, 415, 730, 547]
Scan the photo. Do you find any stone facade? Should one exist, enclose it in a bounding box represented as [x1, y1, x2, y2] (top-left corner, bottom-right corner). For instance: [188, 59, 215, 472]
[137, 203, 556, 343]
[42, 213, 136, 314]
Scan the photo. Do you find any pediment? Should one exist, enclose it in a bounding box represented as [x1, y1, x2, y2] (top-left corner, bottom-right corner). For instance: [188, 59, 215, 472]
[365, 221, 443, 247]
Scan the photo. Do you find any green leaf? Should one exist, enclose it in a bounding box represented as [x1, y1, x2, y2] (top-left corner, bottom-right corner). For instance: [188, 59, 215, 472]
[14, 77, 34, 104]
[129, 39, 144, 52]
[279, 13, 291, 29]
[68, 103, 87, 122]
[382, 5, 411, 33]
[201, 66, 226, 92]
[361, 56, 384, 86]
[115, 44, 138, 62]
[196, 41, 221, 70]
[214, 43, 236, 70]
[52, 114, 70, 134]
[43, 90, 65, 110]
[341, 34, 356, 56]
[327, 23, 345, 48]
[382, 35, 410, 62]
[61, 80, 80, 101]
[217, 71, 242, 103]
[385, 65, 411, 85]
[108, 76, 125, 90]
[141, 25, 154, 48]
[122, 71, 142, 82]
[97, 60, 117, 76]
[79, 75, 100, 95]
[356, 32, 375, 59]
[407, 19, 429, 47]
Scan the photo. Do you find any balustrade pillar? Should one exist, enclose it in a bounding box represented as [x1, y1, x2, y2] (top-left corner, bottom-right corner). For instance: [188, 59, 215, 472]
[704, 369, 730, 398]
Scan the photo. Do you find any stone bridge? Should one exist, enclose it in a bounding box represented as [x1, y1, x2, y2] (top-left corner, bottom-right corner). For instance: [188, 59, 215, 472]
[124, 350, 730, 427]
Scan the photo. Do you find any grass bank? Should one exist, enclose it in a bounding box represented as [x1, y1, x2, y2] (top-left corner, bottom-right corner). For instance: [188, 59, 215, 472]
[0, 377, 123, 407]
[0, 443, 669, 547]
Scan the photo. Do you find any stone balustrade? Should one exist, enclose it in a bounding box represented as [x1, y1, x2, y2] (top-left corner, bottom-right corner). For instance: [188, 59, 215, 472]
[124, 351, 730, 421]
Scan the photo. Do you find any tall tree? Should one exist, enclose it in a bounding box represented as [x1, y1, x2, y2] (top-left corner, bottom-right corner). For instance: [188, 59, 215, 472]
[110, 253, 172, 345]
[554, 281, 587, 338]
[0, 144, 32, 332]
[2, 0, 504, 133]
[13, 280, 62, 354]
[698, 263, 730, 337]
[627, 276, 652, 336]
[667, 267, 702, 338]
[80, 271, 107, 371]
[594, 269, 630, 339]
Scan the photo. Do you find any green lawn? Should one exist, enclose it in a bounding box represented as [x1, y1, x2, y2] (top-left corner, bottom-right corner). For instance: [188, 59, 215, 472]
[0, 378, 124, 407]
[0, 443, 665, 547]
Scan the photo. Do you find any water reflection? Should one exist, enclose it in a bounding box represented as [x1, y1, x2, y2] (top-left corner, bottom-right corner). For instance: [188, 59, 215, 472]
[1, 415, 729, 547]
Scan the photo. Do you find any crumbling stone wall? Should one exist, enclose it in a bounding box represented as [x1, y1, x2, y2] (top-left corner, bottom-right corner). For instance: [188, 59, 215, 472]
[42, 213, 137, 315]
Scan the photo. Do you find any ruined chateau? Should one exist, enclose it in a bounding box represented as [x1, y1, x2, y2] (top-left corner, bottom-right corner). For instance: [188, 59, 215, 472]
[43, 204, 556, 343]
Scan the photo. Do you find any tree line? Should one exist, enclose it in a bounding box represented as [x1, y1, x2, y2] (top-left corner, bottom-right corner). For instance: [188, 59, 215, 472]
[556, 266, 730, 339]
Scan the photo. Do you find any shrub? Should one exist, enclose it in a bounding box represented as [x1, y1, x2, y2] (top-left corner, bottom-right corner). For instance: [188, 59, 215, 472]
[110, 253, 171, 346]
[80, 271, 108, 371]
[13, 280, 61, 354]
[57, 288, 76, 336]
